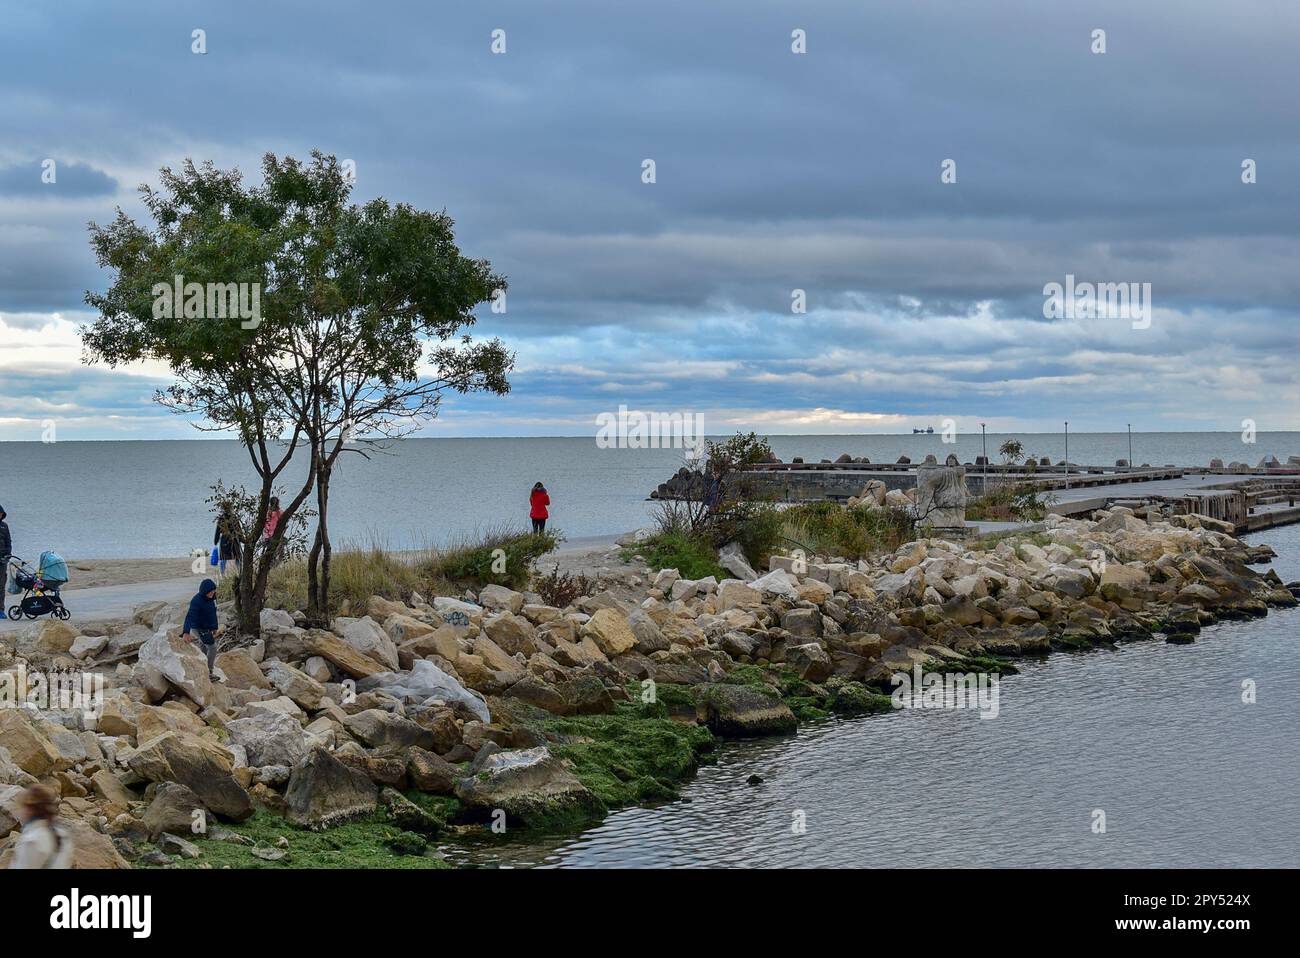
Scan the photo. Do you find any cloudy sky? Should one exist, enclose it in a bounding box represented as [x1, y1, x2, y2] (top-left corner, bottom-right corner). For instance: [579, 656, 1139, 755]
[1, 0, 1297, 441]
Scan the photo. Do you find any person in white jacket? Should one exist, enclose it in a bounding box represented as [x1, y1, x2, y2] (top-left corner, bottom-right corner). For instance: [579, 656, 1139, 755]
[8, 785, 73, 869]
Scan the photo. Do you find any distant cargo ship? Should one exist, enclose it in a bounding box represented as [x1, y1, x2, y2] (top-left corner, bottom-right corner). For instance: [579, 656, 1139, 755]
[912, 426, 934, 434]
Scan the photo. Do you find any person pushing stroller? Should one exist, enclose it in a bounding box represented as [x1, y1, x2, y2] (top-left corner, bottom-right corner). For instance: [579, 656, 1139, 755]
[181, 578, 222, 679]
[0, 504, 10, 619]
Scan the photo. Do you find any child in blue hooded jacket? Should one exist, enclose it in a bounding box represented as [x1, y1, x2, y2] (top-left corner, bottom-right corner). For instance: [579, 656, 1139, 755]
[181, 578, 221, 678]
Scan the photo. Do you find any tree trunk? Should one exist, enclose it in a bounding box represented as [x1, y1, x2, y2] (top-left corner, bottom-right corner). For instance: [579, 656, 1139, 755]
[306, 462, 333, 628]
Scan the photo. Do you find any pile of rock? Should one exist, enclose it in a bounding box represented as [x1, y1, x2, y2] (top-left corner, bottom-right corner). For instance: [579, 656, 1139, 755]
[846, 480, 914, 511]
[3, 506, 1293, 867]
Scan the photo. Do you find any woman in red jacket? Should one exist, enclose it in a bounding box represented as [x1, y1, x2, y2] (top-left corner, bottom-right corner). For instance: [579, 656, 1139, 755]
[529, 482, 550, 534]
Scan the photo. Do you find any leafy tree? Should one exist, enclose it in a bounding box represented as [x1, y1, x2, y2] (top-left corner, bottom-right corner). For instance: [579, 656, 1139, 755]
[998, 438, 1024, 466]
[83, 151, 513, 632]
[84, 157, 318, 636]
[259, 154, 512, 626]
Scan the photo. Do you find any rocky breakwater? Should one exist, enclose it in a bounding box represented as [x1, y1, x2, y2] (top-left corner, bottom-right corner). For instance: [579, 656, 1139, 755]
[2, 506, 1293, 867]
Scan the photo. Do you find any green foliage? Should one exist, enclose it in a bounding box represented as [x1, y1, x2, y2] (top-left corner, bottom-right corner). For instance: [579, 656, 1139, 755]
[999, 439, 1024, 465]
[83, 150, 515, 631]
[627, 530, 726, 580]
[225, 528, 559, 615]
[710, 502, 786, 567]
[421, 527, 560, 591]
[224, 543, 428, 613]
[147, 810, 451, 869]
[704, 431, 773, 475]
[966, 484, 1058, 522]
[825, 680, 895, 715]
[386, 831, 430, 856]
[778, 500, 917, 560]
[543, 703, 716, 809]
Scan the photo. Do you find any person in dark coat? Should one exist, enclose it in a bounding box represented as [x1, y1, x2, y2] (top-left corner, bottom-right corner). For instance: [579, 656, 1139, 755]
[0, 505, 11, 620]
[214, 507, 242, 576]
[181, 578, 221, 678]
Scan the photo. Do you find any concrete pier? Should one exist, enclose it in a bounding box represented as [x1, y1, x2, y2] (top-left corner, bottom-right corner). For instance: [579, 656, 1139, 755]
[651, 459, 1300, 535]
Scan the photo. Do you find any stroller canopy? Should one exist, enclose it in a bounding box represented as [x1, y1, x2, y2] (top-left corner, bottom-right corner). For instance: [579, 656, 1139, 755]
[38, 551, 69, 584]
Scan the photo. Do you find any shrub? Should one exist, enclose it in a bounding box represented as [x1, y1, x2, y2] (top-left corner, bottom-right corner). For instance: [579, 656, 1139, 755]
[778, 501, 916, 560]
[225, 526, 561, 615]
[533, 563, 596, 609]
[627, 530, 726, 580]
[965, 483, 1057, 521]
[417, 526, 560, 591]
[230, 544, 428, 614]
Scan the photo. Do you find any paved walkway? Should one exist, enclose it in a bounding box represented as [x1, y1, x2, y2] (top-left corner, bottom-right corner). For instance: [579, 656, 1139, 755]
[1, 574, 199, 633]
[0, 534, 625, 635]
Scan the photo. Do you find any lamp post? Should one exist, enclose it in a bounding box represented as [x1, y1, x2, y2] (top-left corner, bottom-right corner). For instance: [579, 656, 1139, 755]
[1127, 423, 1133, 472]
[1064, 421, 1070, 491]
[981, 422, 988, 494]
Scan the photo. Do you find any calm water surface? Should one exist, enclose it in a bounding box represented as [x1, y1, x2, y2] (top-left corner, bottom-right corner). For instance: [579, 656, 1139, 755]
[444, 524, 1300, 868]
[0, 432, 1296, 558]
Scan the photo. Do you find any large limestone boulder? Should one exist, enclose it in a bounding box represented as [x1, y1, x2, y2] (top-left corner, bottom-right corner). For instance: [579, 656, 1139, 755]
[1099, 563, 1152, 601]
[95, 694, 138, 737]
[786, 643, 833, 682]
[717, 542, 758, 582]
[406, 748, 458, 794]
[696, 685, 797, 737]
[797, 578, 834, 605]
[780, 607, 823, 638]
[580, 608, 637, 656]
[107, 624, 154, 657]
[214, 648, 272, 691]
[137, 629, 213, 706]
[750, 568, 800, 601]
[285, 747, 378, 829]
[141, 782, 207, 841]
[397, 625, 461, 665]
[356, 660, 490, 723]
[0, 711, 65, 777]
[69, 634, 109, 659]
[1045, 565, 1094, 599]
[226, 711, 309, 768]
[716, 581, 763, 613]
[126, 731, 252, 821]
[134, 703, 210, 742]
[132, 601, 168, 628]
[483, 612, 537, 656]
[472, 635, 525, 679]
[859, 479, 887, 506]
[305, 629, 386, 679]
[35, 620, 79, 654]
[334, 617, 401, 671]
[260, 608, 296, 631]
[263, 660, 327, 710]
[477, 584, 526, 615]
[383, 614, 437, 644]
[342, 709, 437, 753]
[454, 746, 603, 827]
[366, 595, 409, 622]
[627, 608, 668, 653]
[432, 596, 484, 628]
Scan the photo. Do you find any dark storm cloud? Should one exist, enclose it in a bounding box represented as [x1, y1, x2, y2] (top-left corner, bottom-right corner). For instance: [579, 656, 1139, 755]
[0, 160, 116, 197]
[0, 0, 1297, 435]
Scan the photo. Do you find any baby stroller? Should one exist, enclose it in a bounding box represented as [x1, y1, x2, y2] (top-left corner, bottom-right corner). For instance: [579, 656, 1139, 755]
[5, 552, 70, 621]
